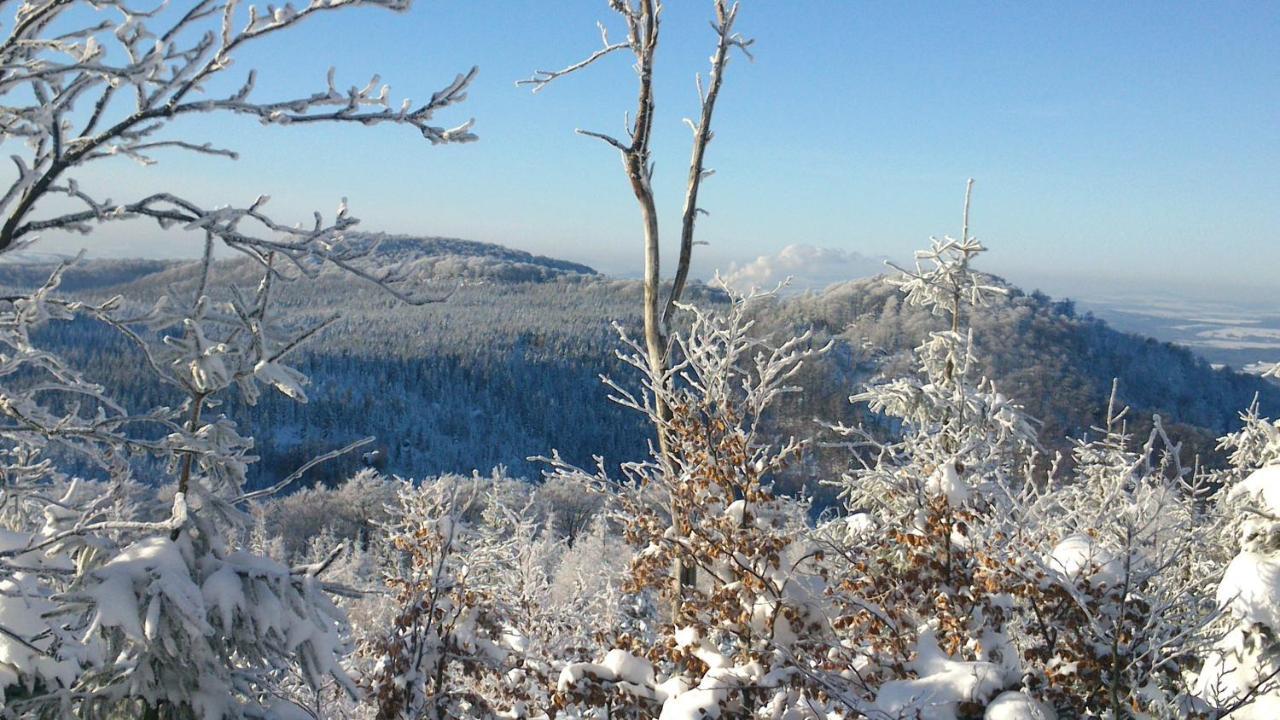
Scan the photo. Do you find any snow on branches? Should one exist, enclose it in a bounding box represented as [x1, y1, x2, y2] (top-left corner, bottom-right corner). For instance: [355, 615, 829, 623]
[0, 0, 476, 302]
[818, 183, 1232, 718]
[0, 0, 478, 716]
[358, 480, 505, 719]
[543, 286, 841, 718]
[1195, 411, 1280, 718]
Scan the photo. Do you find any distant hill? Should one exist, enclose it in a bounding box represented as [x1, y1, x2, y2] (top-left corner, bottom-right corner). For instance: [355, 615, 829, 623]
[755, 276, 1280, 487]
[0, 257, 174, 293]
[337, 234, 599, 278]
[0, 234, 598, 296]
[3, 238, 1276, 507]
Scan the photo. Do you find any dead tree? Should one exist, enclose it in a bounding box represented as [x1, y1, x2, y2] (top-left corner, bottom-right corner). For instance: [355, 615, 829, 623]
[521, 0, 753, 618]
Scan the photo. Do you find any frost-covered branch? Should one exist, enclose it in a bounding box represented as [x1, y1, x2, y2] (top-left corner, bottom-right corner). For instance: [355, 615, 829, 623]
[0, 1, 479, 715]
[0, 0, 477, 255]
[523, 0, 752, 620]
[516, 21, 629, 92]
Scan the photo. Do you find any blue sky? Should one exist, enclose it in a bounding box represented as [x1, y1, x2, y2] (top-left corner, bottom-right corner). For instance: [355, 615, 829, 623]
[48, 1, 1280, 301]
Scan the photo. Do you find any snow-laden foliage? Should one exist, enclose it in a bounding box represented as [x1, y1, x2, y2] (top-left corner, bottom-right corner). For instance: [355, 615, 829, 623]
[0, 250, 372, 719]
[0, 0, 478, 716]
[816, 185, 1041, 718]
[983, 399, 1224, 717]
[297, 471, 627, 720]
[1194, 414, 1280, 718]
[184, 182, 1274, 720]
[357, 479, 508, 719]
[3, 0, 1278, 713]
[542, 287, 841, 719]
[813, 183, 1238, 719]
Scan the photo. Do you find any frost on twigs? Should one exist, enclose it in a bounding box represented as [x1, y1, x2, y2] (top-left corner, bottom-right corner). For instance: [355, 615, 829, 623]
[886, 180, 1007, 331]
[0, 0, 476, 300]
[819, 182, 1227, 718]
[0, 250, 376, 717]
[0, 0, 478, 716]
[841, 181, 1036, 521]
[982, 403, 1223, 717]
[351, 476, 627, 719]
[357, 480, 505, 719]
[521, 0, 755, 631]
[1195, 416, 1280, 717]
[543, 286, 844, 718]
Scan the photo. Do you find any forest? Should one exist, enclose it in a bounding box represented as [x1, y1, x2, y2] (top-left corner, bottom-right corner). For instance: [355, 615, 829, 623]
[4, 244, 1273, 505]
[3, 1, 1280, 720]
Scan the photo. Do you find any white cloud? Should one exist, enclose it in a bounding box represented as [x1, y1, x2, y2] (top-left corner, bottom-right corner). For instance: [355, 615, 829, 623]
[721, 244, 888, 293]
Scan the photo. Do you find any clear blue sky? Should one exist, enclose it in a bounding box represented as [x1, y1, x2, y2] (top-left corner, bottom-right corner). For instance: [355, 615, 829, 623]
[53, 1, 1280, 301]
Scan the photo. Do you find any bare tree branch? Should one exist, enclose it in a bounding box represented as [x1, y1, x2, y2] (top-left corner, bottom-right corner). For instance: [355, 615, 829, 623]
[524, 0, 751, 619]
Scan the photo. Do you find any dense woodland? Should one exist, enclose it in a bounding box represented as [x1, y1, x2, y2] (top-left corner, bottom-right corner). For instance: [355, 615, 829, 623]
[4, 243, 1273, 503]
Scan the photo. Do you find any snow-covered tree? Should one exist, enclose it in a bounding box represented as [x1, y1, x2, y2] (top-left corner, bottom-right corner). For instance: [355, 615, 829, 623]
[544, 287, 841, 718]
[351, 474, 629, 720]
[358, 479, 507, 720]
[1195, 407, 1280, 718]
[821, 182, 1042, 717]
[823, 184, 1234, 718]
[522, 0, 754, 615]
[987, 392, 1223, 717]
[0, 0, 476, 716]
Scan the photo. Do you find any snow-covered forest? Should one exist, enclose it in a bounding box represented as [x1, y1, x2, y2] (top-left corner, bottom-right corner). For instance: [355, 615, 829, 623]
[3, 1, 1280, 719]
[3, 248, 1272, 503]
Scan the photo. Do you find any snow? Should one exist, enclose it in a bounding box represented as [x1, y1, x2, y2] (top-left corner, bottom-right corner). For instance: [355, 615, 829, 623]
[926, 461, 971, 505]
[1232, 695, 1280, 720]
[874, 630, 1004, 720]
[674, 626, 700, 648]
[725, 499, 748, 525]
[253, 359, 310, 402]
[88, 536, 209, 640]
[602, 648, 655, 687]
[1196, 629, 1280, 720]
[1231, 465, 1280, 515]
[844, 512, 875, 537]
[985, 691, 1056, 720]
[752, 596, 798, 649]
[266, 698, 319, 720]
[1196, 462, 1280, 717]
[0, 528, 29, 555]
[1217, 550, 1280, 629]
[0, 547, 80, 702]
[653, 675, 691, 704]
[557, 644, 788, 720]
[557, 651, 658, 701]
[202, 564, 245, 631]
[659, 662, 764, 720]
[1046, 534, 1122, 587]
[501, 627, 528, 653]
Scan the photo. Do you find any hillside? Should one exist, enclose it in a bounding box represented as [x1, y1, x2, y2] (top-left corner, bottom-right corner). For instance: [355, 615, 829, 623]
[5, 238, 1276, 505]
[0, 257, 174, 292]
[757, 277, 1279, 486]
[0, 234, 598, 296]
